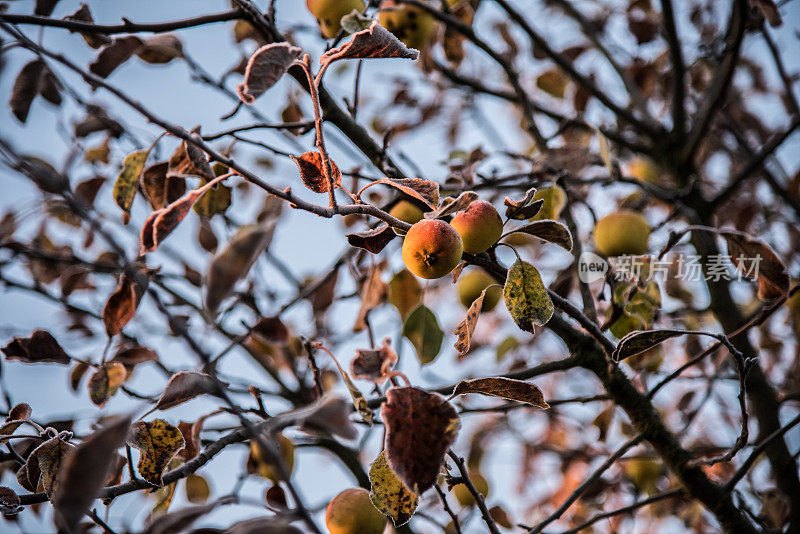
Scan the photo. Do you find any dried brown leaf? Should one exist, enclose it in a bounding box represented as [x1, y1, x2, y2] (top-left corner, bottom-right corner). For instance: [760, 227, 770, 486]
[320, 21, 419, 65]
[237, 43, 302, 104]
[347, 223, 396, 253]
[291, 151, 343, 193]
[451, 377, 549, 408]
[89, 36, 143, 78]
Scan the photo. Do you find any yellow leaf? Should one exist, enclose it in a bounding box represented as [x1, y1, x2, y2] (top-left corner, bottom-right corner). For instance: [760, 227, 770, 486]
[113, 150, 148, 224]
[127, 419, 185, 485]
[369, 450, 418, 526]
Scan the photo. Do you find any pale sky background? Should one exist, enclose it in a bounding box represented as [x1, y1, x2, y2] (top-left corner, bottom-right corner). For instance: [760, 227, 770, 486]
[0, 0, 799, 532]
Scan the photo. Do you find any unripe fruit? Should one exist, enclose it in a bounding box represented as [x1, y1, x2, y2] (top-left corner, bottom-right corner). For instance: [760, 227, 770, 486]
[248, 434, 295, 483]
[325, 488, 386, 534]
[389, 200, 424, 225]
[458, 269, 501, 311]
[306, 0, 365, 38]
[626, 156, 660, 184]
[378, 1, 435, 50]
[453, 471, 489, 507]
[450, 200, 503, 254]
[531, 185, 567, 221]
[593, 210, 650, 257]
[402, 219, 463, 279]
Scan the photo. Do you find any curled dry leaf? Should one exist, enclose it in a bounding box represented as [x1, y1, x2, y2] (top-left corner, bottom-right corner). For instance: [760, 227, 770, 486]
[347, 223, 396, 254]
[361, 178, 440, 209]
[504, 219, 573, 251]
[54, 415, 132, 533]
[140, 161, 186, 211]
[89, 36, 144, 78]
[87, 362, 127, 407]
[127, 419, 185, 485]
[19, 433, 74, 501]
[351, 337, 398, 384]
[113, 150, 149, 224]
[237, 43, 302, 104]
[369, 449, 419, 526]
[388, 269, 423, 319]
[291, 150, 342, 193]
[453, 286, 493, 356]
[150, 371, 219, 412]
[1, 329, 71, 364]
[320, 20, 419, 65]
[403, 304, 443, 365]
[63, 4, 111, 48]
[504, 258, 554, 332]
[381, 387, 460, 493]
[176, 413, 212, 461]
[137, 34, 183, 64]
[451, 377, 549, 409]
[0, 403, 32, 436]
[722, 231, 789, 301]
[102, 265, 152, 336]
[612, 329, 688, 362]
[296, 395, 358, 440]
[167, 137, 214, 180]
[503, 187, 543, 220]
[321, 346, 375, 425]
[204, 223, 276, 314]
[0, 486, 22, 516]
[354, 260, 389, 332]
[425, 191, 478, 220]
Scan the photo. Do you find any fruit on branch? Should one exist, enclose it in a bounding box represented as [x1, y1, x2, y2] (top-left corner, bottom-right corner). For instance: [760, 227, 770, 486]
[325, 487, 387, 534]
[458, 269, 501, 311]
[450, 200, 503, 254]
[593, 210, 650, 257]
[453, 470, 490, 507]
[247, 433, 295, 483]
[402, 219, 463, 279]
[626, 156, 661, 184]
[306, 0, 366, 38]
[530, 185, 567, 221]
[378, 1, 436, 50]
[389, 199, 425, 225]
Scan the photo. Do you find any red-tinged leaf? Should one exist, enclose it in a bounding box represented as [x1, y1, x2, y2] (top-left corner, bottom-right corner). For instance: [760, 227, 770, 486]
[722, 231, 789, 301]
[0, 487, 22, 516]
[361, 178, 440, 209]
[291, 151, 343, 193]
[320, 21, 419, 65]
[127, 419, 185, 485]
[354, 261, 389, 332]
[425, 191, 478, 220]
[453, 286, 492, 356]
[265, 484, 287, 509]
[87, 362, 127, 407]
[347, 223, 396, 253]
[351, 337, 398, 384]
[102, 266, 151, 336]
[9, 60, 44, 123]
[450, 377, 549, 408]
[150, 371, 219, 412]
[53, 415, 132, 532]
[381, 387, 460, 493]
[503, 187, 544, 220]
[0, 403, 32, 436]
[750, 0, 782, 26]
[167, 137, 214, 179]
[205, 223, 276, 314]
[89, 36, 144, 78]
[237, 43, 302, 104]
[137, 34, 183, 64]
[504, 219, 573, 251]
[612, 329, 685, 362]
[1, 329, 71, 364]
[140, 174, 230, 254]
